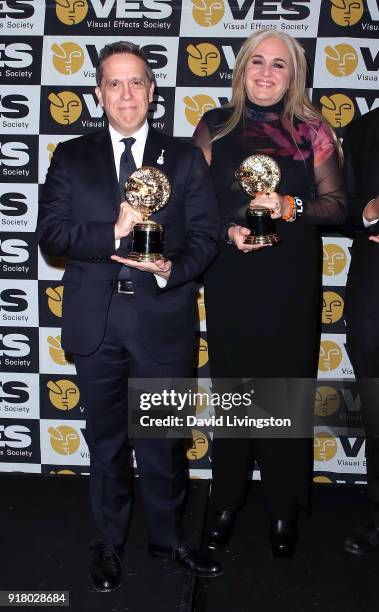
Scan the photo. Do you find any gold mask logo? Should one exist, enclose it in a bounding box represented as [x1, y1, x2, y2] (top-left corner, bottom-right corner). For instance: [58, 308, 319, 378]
[330, 0, 363, 27]
[313, 475, 333, 484]
[48, 91, 82, 125]
[322, 243, 347, 276]
[51, 42, 84, 75]
[46, 285, 64, 318]
[314, 385, 340, 417]
[186, 429, 209, 460]
[187, 43, 221, 77]
[325, 44, 358, 77]
[314, 432, 338, 461]
[197, 288, 206, 322]
[192, 0, 225, 27]
[49, 469, 77, 475]
[322, 291, 344, 324]
[184, 94, 216, 127]
[55, 0, 88, 25]
[197, 337, 209, 368]
[320, 93, 355, 128]
[47, 379, 80, 411]
[318, 340, 343, 372]
[48, 425, 81, 455]
[47, 143, 57, 163]
[47, 335, 68, 366]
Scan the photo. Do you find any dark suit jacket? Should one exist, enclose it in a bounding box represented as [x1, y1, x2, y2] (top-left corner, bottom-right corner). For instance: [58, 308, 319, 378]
[343, 108, 379, 320]
[37, 126, 219, 360]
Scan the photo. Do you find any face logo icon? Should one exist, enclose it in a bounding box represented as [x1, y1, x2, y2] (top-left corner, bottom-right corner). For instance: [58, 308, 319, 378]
[47, 379, 80, 411]
[48, 91, 82, 125]
[191, 0, 225, 27]
[330, 0, 363, 27]
[322, 244, 347, 276]
[184, 95, 216, 127]
[52, 42, 84, 75]
[48, 425, 80, 455]
[46, 286, 64, 318]
[325, 44, 358, 77]
[186, 429, 208, 460]
[320, 94, 354, 128]
[187, 43, 220, 77]
[318, 340, 343, 372]
[196, 337, 209, 368]
[55, 0, 88, 25]
[314, 386, 340, 417]
[314, 432, 338, 461]
[47, 335, 68, 366]
[322, 291, 344, 324]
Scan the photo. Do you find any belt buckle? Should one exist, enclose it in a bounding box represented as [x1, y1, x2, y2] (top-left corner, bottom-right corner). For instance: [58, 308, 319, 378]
[117, 280, 134, 295]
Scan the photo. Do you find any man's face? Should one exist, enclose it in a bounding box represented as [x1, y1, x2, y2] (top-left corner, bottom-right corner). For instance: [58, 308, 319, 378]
[95, 53, 154, 136]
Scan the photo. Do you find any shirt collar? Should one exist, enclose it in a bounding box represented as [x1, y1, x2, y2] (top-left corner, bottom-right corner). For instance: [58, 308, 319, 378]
[108, 121, 149, 148]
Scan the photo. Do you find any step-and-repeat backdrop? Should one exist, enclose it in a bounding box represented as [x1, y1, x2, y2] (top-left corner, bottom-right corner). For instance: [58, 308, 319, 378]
[0, 0, 378, 481]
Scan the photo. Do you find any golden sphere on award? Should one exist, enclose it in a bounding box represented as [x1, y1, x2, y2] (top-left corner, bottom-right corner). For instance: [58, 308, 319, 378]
[235, 154, 281, 246]
[124, 166, 171, 262]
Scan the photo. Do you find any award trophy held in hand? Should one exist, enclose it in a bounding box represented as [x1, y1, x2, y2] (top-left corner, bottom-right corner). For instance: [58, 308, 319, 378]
[124, 166, 171, 262]
[235, 154, 281, 246]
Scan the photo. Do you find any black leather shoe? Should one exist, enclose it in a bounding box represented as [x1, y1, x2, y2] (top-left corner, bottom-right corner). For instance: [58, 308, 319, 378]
[148, 542, 223, 577]
[345, 523, 379, 555]
[270, 519, 297, 558]
[90, 541, 122, 592]
[207, 510, 235, 549]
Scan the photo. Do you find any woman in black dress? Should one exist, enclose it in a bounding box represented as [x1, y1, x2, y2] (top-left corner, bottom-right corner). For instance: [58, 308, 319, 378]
[193, 29, 346, 557]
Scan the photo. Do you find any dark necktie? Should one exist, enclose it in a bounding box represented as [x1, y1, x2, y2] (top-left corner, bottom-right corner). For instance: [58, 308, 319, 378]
[119, 137, 136, 200]
[118, 137, 136, 278]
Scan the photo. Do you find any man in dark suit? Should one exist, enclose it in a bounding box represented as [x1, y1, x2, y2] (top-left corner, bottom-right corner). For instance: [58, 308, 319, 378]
[37, 41, 222, 590]
[342, 107, 379, 555]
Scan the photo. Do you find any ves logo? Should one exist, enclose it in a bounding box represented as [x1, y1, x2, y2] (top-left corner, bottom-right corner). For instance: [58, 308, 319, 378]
[330, 0, 363, 27]
[51, 42, 84, 75]
[183, 94, 216, 126]
[187, 43, 220, 77]
[325, 44, 358, 77]
[48, 424, 80, 454]
[191, 0, 225, 27]
[320, 93, 355, 127]
[55, 0, 88, 25]
[46, 286, 63, 318]
[47, 379, 80, 410]
[48, 91, 82, 125]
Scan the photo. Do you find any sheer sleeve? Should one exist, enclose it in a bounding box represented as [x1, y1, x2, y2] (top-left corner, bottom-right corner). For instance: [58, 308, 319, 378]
[300, 123, 347, 226]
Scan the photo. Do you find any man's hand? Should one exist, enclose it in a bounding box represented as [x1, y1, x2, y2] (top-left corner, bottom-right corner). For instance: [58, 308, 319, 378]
[114, 202, 143, 241]
[228, 225, 268, 253]
[110, 255, 172, 280]
[369, 235, 379, 244]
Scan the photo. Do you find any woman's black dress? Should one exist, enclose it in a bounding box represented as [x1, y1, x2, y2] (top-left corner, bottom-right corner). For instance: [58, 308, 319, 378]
[193, 99, 346, 517]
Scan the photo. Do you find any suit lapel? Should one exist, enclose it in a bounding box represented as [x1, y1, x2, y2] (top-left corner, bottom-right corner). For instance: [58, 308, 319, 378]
[87, 128, 120, 215]
[142, 126, 166, 169]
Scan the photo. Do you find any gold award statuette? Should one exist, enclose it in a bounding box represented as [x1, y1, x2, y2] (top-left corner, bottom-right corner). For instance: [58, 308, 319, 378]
[125, 166, 171, 262]
[235, 154, 281, 246]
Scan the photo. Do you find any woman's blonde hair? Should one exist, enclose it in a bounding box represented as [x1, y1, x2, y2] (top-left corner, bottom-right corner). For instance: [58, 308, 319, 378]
[213, 28, 342, 159]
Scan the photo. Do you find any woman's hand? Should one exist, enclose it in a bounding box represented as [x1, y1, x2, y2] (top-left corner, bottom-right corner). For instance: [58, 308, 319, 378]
[228, 225, 265, 253]
[249, 192, 289, 219]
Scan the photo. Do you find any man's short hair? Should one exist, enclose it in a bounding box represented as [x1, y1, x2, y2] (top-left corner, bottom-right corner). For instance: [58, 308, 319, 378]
[96, 41, 155, 86]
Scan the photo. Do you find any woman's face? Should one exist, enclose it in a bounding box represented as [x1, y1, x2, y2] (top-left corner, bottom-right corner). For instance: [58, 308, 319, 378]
[245, 37, 292, 106]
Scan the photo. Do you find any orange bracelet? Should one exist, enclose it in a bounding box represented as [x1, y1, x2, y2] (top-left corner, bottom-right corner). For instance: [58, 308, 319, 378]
[281, 195, 296, 222]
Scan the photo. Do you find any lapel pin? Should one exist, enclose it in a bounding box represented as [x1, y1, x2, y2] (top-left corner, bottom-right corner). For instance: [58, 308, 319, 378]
[157, 149, 165, 165]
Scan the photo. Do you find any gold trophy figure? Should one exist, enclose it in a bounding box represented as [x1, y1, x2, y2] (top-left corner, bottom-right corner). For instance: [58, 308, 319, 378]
[235, 154, 281, 246]
[124, 166, 171, 262]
